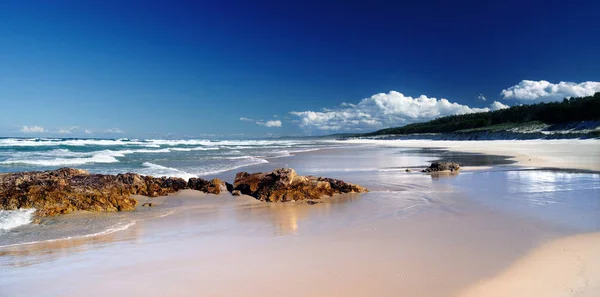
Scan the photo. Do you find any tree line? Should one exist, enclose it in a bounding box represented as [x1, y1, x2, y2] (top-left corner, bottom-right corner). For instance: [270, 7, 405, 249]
[365, 92, 600, 136]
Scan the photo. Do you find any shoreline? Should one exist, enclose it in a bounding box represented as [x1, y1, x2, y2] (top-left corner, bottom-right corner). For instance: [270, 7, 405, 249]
[344, 139, 600, 172]
[1, 140, 599, 297]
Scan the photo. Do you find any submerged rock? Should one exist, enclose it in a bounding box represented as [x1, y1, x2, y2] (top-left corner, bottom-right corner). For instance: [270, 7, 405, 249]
[422, 162, 460, 173]
[232, 168, 367, 202]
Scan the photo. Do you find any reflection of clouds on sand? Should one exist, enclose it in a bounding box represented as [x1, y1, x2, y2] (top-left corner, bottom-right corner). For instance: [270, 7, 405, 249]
[507, 170, 600, 206]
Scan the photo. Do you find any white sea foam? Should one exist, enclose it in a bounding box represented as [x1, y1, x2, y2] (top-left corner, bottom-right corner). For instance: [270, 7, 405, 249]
[170, 146, 219, 152]
[0, 138, 159, 147]
[0, 209, 36, 230]
[145, 139, 214, 146]
[196, 156, 269, 176]
[0, 150, 121, 166]
[140, 162, 198, 180]
[0, 148, 179, 166]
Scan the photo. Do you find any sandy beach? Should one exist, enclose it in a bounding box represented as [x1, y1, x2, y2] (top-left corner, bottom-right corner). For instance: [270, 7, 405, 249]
[1, 140, 599, 297]
[346, 139, 600, 172]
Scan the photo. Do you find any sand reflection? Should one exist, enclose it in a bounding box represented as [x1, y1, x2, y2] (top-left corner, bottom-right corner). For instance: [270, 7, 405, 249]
[0, 223, 143, 267]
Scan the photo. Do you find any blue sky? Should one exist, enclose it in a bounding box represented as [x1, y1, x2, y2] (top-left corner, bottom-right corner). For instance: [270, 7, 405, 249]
[1, 0, 599, 138]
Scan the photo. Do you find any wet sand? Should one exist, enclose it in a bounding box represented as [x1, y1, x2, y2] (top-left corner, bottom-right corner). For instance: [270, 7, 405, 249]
[1, 141, 599, 297]
[346, 139, 600, 171]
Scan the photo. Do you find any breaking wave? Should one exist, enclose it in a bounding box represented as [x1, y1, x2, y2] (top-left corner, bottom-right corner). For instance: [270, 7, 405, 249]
[140, 162, 198, 180]
[0, 209, 36, 230]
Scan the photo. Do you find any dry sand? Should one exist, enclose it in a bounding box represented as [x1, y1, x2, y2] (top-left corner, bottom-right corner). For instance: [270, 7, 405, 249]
[346, 139, 600, 171]
[458, 232, 600, 297]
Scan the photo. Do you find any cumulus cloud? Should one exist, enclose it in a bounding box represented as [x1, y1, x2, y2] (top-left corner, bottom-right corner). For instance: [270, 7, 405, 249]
[501, 80, 600, 102]
[239, 117, 254, 121]
[256, 120, 282, 128]
[54, 126, 94, 135]
[106, 128, 124, 133]
[20, 126, 46, 133]
[490, 101, 510, 110]
[290, 91, 498, 131]
[478, 94, 487, 101]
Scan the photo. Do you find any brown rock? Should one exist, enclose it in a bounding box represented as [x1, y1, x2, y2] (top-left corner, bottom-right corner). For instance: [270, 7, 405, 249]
[187, 177, 227, 194]
[232, 168, 367, 202]
[422, 162, 460, 173]
[0, 168, 139, 217]
[142, 202, 154, 207]
[0, 168, 225, 217]
[231, 190, 241, 196]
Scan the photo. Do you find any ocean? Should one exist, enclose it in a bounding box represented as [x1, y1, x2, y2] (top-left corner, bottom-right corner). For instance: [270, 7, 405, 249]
[0, 137, 337, 179]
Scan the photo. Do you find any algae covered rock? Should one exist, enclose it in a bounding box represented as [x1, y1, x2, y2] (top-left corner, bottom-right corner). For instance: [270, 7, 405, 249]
[232, 168, 367, 202]
[0, 168, 219, 217]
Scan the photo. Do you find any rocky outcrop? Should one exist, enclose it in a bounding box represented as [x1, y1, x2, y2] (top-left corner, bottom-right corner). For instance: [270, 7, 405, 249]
[422, 162, 460, 173]
[1, 167, 369, 217]
[232, 168, 368, 202]
[0, 168, 222, 217]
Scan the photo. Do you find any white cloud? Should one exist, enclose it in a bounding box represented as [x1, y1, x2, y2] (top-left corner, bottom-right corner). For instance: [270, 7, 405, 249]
[239, 117, 254, 121]
[501, 80, 600, 102]
[55, 126, 94, 135]
[490, 101, 510, 111]
[20, 126, 46, 133]
[106, 128, 124, 133]
[256, 120, 282, 128]
[478, 94, 487, 101]
[290, 91, 498, 131]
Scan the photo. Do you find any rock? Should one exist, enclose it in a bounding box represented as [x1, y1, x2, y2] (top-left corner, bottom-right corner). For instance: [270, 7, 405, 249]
[0, 168, 138, 216]
[187, 177, 210, 191]
[405, 168, 412, 172]
[232, 168, 367, 202]
[225, 182, 234, 192]
[0, 168, 225, 217]
[142, 202, 154, 207]
[422, 162, 460, 173]
[187, 177, 227, 194]
[231, 190, 241, 196]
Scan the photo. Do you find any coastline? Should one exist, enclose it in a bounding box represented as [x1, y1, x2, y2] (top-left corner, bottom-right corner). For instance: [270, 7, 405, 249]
[344, 139, 600, 172]
[1, 140, 599, 297]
